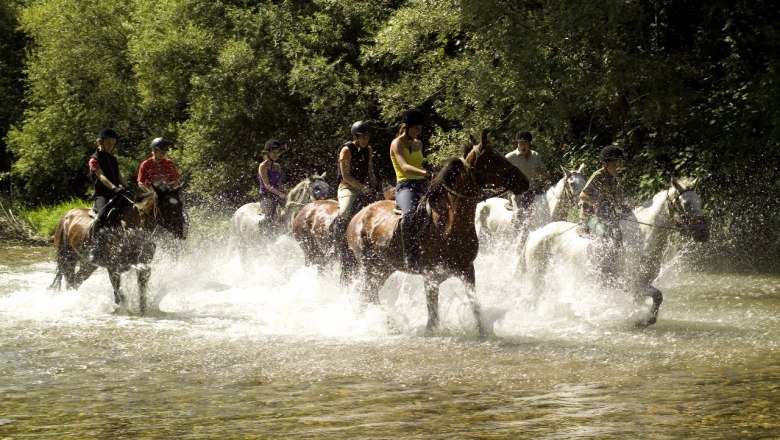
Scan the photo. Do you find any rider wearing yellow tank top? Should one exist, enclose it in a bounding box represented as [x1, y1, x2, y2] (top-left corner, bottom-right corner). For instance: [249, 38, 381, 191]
[391, 144, 425, 182]
[390, 108, 431, 270]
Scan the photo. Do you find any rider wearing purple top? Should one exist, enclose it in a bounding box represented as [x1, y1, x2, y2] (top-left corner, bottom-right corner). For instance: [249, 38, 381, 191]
[257, 138, 286, 221]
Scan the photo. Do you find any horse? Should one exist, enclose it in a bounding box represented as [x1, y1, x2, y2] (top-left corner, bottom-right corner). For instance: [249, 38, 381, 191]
[49, 183, 187, 313]
[291, 187, 391, 272]
[475, 164, 586, 247]
[341, 130, 530, 337]
[522, 177, 709, 325]
[230, 173, 330, 263]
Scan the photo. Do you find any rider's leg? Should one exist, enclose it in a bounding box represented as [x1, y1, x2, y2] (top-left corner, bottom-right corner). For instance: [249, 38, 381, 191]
[396, 181, 421, 270]
[329, 185, 355, 255]
[89, 196, 110, 265]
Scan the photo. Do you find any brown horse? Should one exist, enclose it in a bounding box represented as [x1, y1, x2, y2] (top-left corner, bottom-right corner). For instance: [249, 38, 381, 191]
[292, 188, 388, 273]
[342, 130, 529, 337]
[49, 183, 187, 313]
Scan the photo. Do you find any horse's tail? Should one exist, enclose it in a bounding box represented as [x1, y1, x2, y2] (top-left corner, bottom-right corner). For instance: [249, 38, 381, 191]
[49, 216, 68, 290]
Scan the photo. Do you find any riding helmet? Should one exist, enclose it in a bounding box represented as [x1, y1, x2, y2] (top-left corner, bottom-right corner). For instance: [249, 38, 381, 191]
[150, 137, 171, 151]
[401, 108, 425, 127]
[350, 121, 371, 136]
[98, 128, 119, 139]
[515, 130, 533, 143]
[264, 138, 284, 152]
[599, 145, 624, 162]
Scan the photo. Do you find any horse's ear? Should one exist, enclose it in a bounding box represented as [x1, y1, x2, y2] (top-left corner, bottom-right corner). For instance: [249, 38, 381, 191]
[469, 133, 477, 145]
[671, 177, 684, 193]
[480, 129, 490, 150]
[320, 171, 326, 179]
[577, 163, 586, 174]
[689, 177, 699, 189]
[560, 165, 569, 176]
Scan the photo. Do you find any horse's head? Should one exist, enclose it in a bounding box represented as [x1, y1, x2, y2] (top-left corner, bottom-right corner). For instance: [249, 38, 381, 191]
[464, 129, 530, 195]
[307, 173, 330, 201]
[138, 182, 187, 239]
[563, 164, 587, 197]
[668, 177, 709, 242]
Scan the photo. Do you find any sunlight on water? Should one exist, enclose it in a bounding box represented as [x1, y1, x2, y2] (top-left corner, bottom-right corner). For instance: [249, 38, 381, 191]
[1, 232, 779, 438]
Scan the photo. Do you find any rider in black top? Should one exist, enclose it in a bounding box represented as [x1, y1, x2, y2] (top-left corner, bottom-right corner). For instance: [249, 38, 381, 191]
[330, 121, 376, 255]
[87, 128, 134, 264]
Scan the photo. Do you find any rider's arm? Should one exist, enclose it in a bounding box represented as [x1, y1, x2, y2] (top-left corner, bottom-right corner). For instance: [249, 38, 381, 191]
[339, 146, 368, 191]
[137, 161, 151, 190]
[579, 190, 598, 210]
[94, 167, 120, 192]
[259, 161, 286, 199]
[390, 137, 429, 178]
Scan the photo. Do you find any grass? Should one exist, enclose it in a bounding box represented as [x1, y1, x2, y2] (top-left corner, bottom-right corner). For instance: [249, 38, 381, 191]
[20, 198, 91, 239]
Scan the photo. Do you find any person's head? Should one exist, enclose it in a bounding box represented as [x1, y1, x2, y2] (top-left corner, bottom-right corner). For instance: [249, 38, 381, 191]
[515, 130, 532, 155]
[599, 144, 624, 174]
[350, 121, 371, 147]
[96, 127, 118, 152]
[150, 137, 171, 160]
[263, 138, 284, 161]
[399, 108, 424, 140]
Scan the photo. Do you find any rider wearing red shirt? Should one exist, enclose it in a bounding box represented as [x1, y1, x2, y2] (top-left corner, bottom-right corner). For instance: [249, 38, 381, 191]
[137, 137, 180, 189]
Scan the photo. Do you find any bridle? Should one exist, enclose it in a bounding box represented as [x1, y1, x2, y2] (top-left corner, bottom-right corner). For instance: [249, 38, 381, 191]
[438, 152, 516, 202]
[549, 171, 584, 207]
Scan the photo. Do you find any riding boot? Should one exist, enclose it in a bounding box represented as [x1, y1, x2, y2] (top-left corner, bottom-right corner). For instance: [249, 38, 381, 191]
[400, 215, 419, 270]
[89, 223, 105, 265]
[327, 215, 349, 257]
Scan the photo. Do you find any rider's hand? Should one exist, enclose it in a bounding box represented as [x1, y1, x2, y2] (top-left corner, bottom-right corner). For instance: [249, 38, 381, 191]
[112, 185, 125, 195]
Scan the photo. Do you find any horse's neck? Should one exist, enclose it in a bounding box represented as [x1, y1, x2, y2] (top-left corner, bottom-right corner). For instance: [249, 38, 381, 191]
[627, 190, 673, 283]
[546, 179, 566, 218]
[286, 180, 309, 206]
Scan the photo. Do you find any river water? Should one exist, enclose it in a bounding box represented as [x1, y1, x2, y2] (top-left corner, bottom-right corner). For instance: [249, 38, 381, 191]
[1, 231, 778, 439]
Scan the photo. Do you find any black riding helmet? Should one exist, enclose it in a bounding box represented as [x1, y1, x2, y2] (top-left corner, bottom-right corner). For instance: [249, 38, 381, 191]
[98, 128, 118, 139]
[264, 138, 284, 152]
[351, 121, 371, 136]
[600, 145, 624, 162]
[401, 108, 425, 127]
[515, 130, 533, 143]
[150, 137, 171, 151]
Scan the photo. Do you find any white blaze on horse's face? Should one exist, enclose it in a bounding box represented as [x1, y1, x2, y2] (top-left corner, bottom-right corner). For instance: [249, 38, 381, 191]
[567, 172, 586, 196]
[168, 197, 179, 205]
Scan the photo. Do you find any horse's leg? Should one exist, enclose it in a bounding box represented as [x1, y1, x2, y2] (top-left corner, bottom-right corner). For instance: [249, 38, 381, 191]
[137, 266, 151, 315]
[424, 277, 440, 335]
[108, 269, 125, 306]
[459, 264, 486, 339]
[71, 262, 98, 290]
[643, 285, 663, 325]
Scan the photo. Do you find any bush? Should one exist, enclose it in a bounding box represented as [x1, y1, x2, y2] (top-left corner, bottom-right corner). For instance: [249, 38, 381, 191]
[21, 198, 90, 239]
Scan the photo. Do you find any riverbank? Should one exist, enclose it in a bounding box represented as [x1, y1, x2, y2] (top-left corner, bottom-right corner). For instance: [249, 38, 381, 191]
[0, 209, 49, 247]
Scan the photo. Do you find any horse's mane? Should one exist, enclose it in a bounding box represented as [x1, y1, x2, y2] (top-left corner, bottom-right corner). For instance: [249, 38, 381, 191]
[427, 158, 467, 212]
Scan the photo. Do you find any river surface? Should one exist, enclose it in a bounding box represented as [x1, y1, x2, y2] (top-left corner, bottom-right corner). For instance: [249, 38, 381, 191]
[1, 232, 778, 439]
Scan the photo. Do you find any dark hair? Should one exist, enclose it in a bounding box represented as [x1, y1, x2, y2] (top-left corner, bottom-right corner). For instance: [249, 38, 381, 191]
[515, 130, 532, 142]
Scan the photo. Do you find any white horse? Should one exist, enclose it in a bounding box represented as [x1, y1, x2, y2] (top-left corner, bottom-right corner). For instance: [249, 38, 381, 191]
[475, 164, 586, 246]
[230, 173, 330, 263]
[522, 177, 709, 325]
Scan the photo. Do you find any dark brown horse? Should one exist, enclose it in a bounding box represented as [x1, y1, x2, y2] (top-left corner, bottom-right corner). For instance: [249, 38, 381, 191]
[342, 130, 529, 337]
[49, 183, 187, 313]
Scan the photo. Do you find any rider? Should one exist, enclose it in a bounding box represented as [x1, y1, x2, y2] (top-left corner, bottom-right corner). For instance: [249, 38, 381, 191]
[137, 137, 180, 190]
[578, 144, 632, 281]
[505, 129, 551, 218]
[258, 138, 286, 223]
[88, 127, 134, 264]
[390, 108, 433, 269]
[330, 121, 377, 255]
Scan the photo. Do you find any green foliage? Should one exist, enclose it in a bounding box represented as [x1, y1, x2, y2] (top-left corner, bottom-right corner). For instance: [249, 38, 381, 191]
[20, 197, 90, 238]
[2, 0, 779, 264]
